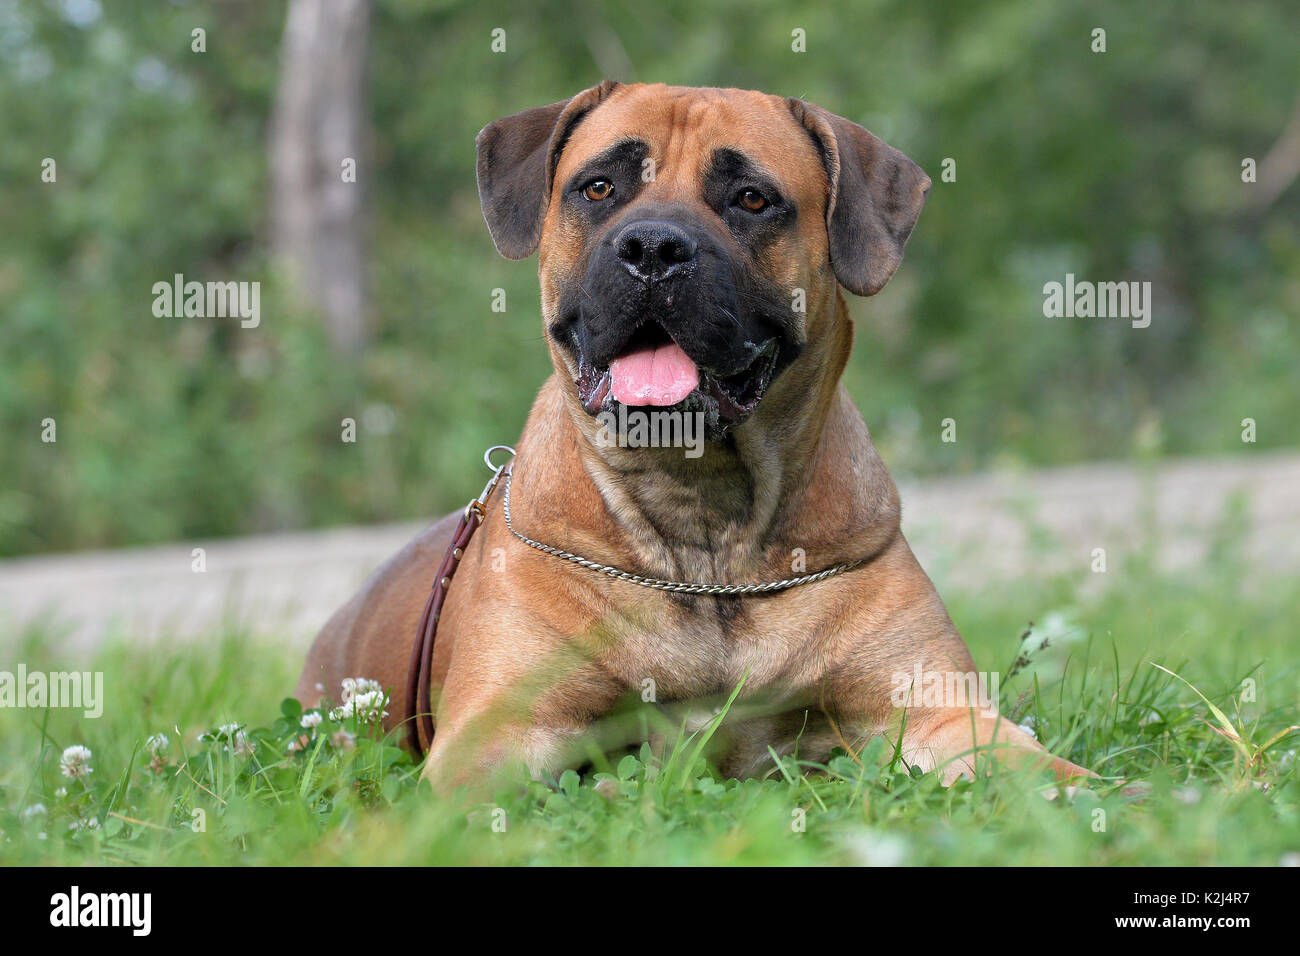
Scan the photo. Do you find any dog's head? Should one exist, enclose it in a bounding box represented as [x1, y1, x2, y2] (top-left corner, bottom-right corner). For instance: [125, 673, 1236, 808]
[476, 83, 930, 437]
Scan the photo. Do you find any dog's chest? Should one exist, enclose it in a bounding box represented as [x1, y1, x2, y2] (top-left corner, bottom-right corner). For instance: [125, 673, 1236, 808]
[601, 590, 821, 703]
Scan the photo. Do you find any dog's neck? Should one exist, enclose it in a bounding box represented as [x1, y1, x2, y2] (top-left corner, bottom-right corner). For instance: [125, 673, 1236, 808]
[513, 297, 901, 584]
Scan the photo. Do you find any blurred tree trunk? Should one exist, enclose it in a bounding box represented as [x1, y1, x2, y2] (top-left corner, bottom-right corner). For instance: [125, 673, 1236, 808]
[1253, 90, 1300, 211]
[271, 0, 371, 355]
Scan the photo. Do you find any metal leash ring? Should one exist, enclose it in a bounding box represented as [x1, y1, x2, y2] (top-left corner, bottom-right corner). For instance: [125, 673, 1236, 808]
[464, 444, 516, 519]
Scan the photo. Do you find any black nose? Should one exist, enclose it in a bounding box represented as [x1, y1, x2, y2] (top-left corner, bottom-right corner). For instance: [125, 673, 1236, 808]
[614, 220, 698, 281]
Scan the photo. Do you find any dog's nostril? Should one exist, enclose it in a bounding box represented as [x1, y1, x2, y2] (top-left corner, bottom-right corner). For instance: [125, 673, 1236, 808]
[659, 238, 691, 265]
[618, 236, 643, 264]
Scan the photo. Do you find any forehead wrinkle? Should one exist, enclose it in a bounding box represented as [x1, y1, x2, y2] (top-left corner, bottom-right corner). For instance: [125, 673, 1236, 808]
[691, 100, 808, 185]
[668, 94, 705, 172]
[640, 93, 698, 202]
[663, 95, 774, 204]
[552, 86, 826, 208]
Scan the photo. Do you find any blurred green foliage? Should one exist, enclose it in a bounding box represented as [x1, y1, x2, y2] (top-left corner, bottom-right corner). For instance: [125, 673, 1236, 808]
[2, 0, 1298, 556]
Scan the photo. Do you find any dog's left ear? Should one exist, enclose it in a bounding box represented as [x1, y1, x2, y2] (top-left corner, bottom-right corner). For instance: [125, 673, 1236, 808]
[476, 81, 619, 259]
[788, 99, 931, 296]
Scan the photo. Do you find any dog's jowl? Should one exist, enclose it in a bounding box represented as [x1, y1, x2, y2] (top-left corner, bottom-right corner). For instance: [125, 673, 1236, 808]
[295, 83, 1094, 791]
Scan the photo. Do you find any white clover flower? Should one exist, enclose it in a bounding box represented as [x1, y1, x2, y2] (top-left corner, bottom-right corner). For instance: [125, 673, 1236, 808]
[60, 745, 93, 779]
[340, 677, 383, 704]
[300, 711, 323, 730]
[205, 723, 254, 755]
[22, 803, 47, 820]
[1017, 715, 1045, 739]
[54, 787, 67, 799]
[330, 689, 388, 724]
[331, 729, 356, 751]
[145, 733, 169, 753]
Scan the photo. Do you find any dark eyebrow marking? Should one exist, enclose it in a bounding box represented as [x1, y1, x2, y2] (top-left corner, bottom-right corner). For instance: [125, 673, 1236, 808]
[564, 138, 649, 190]
[707, 147, 781, 191]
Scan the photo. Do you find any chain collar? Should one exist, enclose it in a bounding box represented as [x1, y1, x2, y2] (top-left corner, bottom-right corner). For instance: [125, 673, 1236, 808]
[487, 445, 863, 596]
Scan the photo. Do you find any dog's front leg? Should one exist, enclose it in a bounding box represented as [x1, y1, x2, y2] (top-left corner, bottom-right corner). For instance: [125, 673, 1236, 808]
[416, 637, 625, 796]
[899, 707, 1096, 786]
[821, 645, 1096, 787]
[419, 713, 583, 795]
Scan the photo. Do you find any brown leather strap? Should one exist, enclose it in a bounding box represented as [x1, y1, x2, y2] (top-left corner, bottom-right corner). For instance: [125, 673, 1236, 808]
[405, 449, 514, 755]
[404, 507, 482, 754]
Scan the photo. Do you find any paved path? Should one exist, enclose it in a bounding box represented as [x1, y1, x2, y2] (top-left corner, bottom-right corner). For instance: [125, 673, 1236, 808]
[1, 453, 1297, 654]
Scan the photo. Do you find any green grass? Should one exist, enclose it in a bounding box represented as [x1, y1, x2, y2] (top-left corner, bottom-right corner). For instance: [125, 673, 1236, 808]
[2, 556, 1298, 866]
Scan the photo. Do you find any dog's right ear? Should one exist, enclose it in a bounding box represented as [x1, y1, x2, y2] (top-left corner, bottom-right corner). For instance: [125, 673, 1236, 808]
[476, 81, 619, 259]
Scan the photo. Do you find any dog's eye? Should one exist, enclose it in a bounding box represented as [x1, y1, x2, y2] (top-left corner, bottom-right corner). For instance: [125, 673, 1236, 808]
[737, 189, 768, 212]
[582, 180, 614, 202]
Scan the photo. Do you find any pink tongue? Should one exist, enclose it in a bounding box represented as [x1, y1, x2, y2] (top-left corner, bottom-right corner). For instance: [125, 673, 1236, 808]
[609, 342, 699, 406]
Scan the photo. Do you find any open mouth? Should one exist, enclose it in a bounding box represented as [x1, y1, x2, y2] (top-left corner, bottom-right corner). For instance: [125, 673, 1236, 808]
[574, 321, 780, 426]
